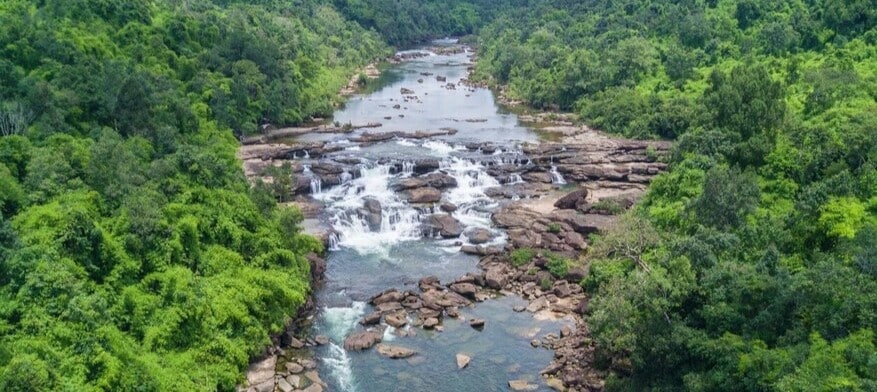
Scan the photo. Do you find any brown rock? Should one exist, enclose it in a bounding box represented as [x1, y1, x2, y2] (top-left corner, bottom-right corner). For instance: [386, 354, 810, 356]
[343, 330, 382, 351]
[469, 318, 485, 329]
[405, 187, 442, 203]
[449, 283, 478, 299]
[385, 311, 408, 328]
[508, 380, 539, 391]
[361, 311, 382, 325]
[371, 289, 404, 305]
[376, 344, 417, 359]
[554, 188, 589, 209]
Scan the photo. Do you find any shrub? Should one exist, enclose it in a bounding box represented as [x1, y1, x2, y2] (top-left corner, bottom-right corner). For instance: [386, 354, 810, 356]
[546, 252, 570, 277]
[547, 223, 562, 233]
[510, 248, 536, 267]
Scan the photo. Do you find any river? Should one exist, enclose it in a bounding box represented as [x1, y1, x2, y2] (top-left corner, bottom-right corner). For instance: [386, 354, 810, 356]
[298, 41, 568, 391]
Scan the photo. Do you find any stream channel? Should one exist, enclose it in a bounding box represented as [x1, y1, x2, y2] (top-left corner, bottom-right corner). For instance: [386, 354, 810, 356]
[299, 40, 569, 392]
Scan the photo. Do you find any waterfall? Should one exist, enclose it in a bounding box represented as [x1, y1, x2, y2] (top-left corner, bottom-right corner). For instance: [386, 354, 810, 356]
[441, 157, 501, 229]
[550, 165, 567, 185]
[310, 176, 323, 194]
[303, 150, 311, 159]
[506, 173, 524, 184]
[314, 162, 422, 255]
[402, 161, 415, 176]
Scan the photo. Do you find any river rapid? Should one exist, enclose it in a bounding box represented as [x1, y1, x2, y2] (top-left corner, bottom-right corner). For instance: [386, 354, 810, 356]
[301, 41, 568, 391]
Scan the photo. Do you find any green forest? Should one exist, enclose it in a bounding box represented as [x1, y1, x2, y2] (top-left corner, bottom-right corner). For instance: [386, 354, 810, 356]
[1, 0, 875, 391]
[473, 0, 877, 390]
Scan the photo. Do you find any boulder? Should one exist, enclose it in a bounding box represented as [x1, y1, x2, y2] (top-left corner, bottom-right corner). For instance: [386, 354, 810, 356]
[246, 356, 277, 386]
[456, 353, 471, 369]
[277, 377, 294, 392]
[360, 311, 382, 325]
[565, 267, 587, 282]
[423, 214, 463, 238]
[405, 187, 442, 203]
[460, 245, 503, 256]
[440, 202, 458, 212]
[485, 265, 508, 290]
[526, 297, 548, 313]
[449, 283, 478, 299]
[522, 171, 553, 184]
[252, 379, 274, 392]
[385, 311, 408, 328]
[343, 330, 382, 351]
[376, 344, 417, 359]
[285, 362, 304, 374]
[492, 205, 541, 229]
[554, 188, 589, 210]
[361, 197, 382, 231]
[467, 228, 494, 244]
[469, 318, 485, 329]
[400, 87, 415, 95]
[371, 289, 405, 305]
[423, 317, 440, 329]
[306, 253, 327, 280]
[508, 229, 542, 249]
[314, 335, 329, 345]
[549, 210, 615, 235]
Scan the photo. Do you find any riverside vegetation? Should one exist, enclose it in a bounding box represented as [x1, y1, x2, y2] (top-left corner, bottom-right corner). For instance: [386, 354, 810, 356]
[1, 0, 875, 391]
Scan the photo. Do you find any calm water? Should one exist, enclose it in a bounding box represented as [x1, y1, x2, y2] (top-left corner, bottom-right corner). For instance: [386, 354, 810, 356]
[303, 42, 566, 392]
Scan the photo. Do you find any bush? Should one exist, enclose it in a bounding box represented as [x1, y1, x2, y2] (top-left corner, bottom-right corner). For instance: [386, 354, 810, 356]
[547, 223, 562, 233]
[510, 248, 536, 267]
[546, 252, 570, 277]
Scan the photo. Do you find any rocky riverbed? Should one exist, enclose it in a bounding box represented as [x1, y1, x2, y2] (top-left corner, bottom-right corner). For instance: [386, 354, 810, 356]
[237, 41, 669, 392]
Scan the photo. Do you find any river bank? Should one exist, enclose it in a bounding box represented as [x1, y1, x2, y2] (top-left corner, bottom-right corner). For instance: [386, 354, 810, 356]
[237, 41, 669, 392]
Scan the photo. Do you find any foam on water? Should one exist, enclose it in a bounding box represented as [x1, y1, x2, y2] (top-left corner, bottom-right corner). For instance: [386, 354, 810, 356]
[320, 302, 366, 391]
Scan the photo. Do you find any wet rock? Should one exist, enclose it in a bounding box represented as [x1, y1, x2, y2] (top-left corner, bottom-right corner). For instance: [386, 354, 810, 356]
[469, 318, 485, 329]
[300, 359, 317, 370]
[440, 202, 458, 212]
[423, 214, 463, 238]
[314, 335, 329, 346]
[385, 311, 408, 328]
[446, 306, 460, 318]
[375, 301, 403, 313]
[400, 87, 415, 95]
[343, 330, 382, 351]
[449, 283, 478, 299]
[531, 339, 541, 347]
[508, 380, 539, 391]
[437, 76, 447, 82]
[302, 383, 324, 392]
[423, 317, 440, 329]
[361, 311, 382, 325]
[376, 344, 417, 359]
[246, 356, 276, 386]
[456, 353, 471, 369]
[467, 228, 494, 244]
[413, 159, 441, 174]
[371, 289, 405, 305]
[361, 197, 383, 231]
[402, 296, 424, 309]
[554, 188, 589, 210]
[404, 187, 442, 203]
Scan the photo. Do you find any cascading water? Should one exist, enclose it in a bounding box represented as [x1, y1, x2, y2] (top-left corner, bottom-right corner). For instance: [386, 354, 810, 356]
[314, 163, 422, 255]
[320, 302, 366, 391]
[550, 165, 567, 185]
[310, 176, 323, 194]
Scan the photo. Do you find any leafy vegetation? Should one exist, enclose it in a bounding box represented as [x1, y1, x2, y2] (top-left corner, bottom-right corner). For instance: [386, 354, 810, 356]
[0, 0, 389, 390]
[472, 0, 877, 389]
[510, 247, 536, 267]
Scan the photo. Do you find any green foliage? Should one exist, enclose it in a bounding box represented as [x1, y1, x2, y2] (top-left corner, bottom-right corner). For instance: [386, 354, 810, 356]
[509, 247, 536, 267]
[473, 0, 877, 389]
[0, 0, 384, 389]
[547, 223, 561, 233]
[545, 253, 569, 278]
